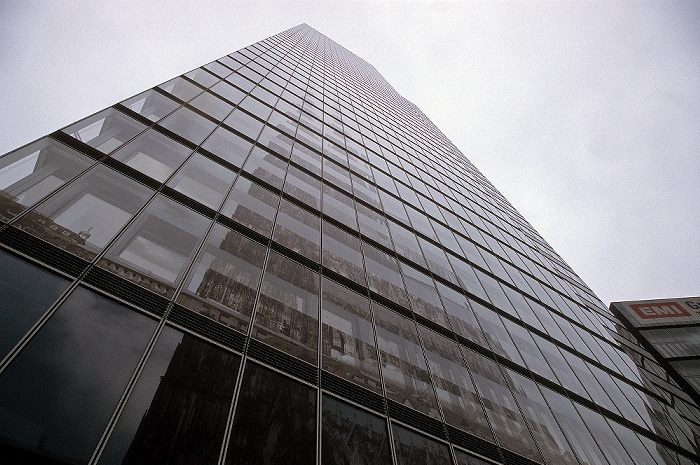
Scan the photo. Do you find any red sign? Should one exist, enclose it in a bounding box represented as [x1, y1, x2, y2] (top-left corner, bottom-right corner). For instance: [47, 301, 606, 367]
[630, 302, 691, 319]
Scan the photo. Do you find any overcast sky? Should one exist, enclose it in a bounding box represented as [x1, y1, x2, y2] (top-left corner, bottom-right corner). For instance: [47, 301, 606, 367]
[1, 1, 698, 306]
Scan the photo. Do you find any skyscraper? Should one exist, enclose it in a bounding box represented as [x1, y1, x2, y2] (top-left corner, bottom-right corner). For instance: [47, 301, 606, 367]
[0, 23, 698, 465]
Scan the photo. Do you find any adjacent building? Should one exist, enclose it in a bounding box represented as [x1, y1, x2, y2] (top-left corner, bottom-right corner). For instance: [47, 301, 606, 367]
[0, 24, 698, 465]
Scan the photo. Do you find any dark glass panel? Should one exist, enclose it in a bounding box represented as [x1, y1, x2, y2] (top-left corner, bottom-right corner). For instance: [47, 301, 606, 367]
[454, 450, 493, 465]
[158, 77, 203, 102]
[392, 424, 452, 465]
[417, 237, 457, 284]
[100, 195, 212, 297]
[189, 91, 234, 121]
[166, 153, 235, 210]
[122, 89, 179, 122]
[226, 363, 316, 464]
[321, 279, 381, 392]
[224, 109, 265, 140]
[185, 68, 220, 88]
[210, 81, 245, 105]
[239, 96, 273, 122]
[436, 283, 486, 345]
[323, 184, 357, 227]
[159, 108, 217, 146]
[252, 252, 319, 364]
[0, 286, 157, 463]
[0, 138, 93, 222]
[16, 165, 154, 261]
[221, 176, 279, 237]
[283, 165, 321, 210]
[387, 218, 426, 267]
[64, 108, 146, 154]
[0, 251, 70, 359]
[372, 303, 440, 418]
[460, 348, 543, 463]
[505, 369, 580, 465]
[111, 129, 194, 182]
[323, 157, 352, 192]
[322, 395, 391, 465]
[177, 224, 266, 333]
[417, 326, 494, 442]
[362, 243, 409, 308]
[272, 199, 320, 263]
[98, 327, 240, 465]
[356, 202, 392, 249]
[257, 125, 294, 159]
[241, 146, 287, 190]
[321, 221, 365, 285]
[400, 264, 449, 328]
[200, 126, 253, 168]
[290, 142, 322, 176]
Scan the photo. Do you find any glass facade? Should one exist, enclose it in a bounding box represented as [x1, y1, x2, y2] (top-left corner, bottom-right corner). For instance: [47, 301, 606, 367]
[0, 24, 698, 465]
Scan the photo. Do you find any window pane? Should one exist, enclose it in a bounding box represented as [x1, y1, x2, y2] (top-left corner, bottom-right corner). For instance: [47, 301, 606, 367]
[221, 176, 279, 236]
[0, 138, 93, 221]
[283, 165, 321, 210]
[158, 76, 203, 102]
[224, 109, 265, 140]
[226, 363, 316, 464]
[392, 424, 452, 465]
[417, 326, 494, 442]
[166, 153, 235, 210]
[100, 195, 211, 297]
[372, 303, 440, 418]
[64, 108, 146, 154]
[322, 395, 391, 465]
[252, 252, 319, 364]
[401, 264, 449, 328]
[177, 224, 266, 333]
[159, 108, 217, 146]
[272, 199, 320, 262]
[362, 243, 409, 308]
[111, 129, 194, 182]
[122, 89, 179, 122]
[321, 278, 381, 392]
[0, 250, 70, 359]
[290, 143, 322, 176]
[189, 91, 234, 121]
[0, 286, 157, 463]
[323, 184, 357, 227]
[98, 327, 240, 465]
[201, 126, 253, 168]
[322, 221, 365, 285]
[242, 146, 287, 189]
[16, 165, 154, 259]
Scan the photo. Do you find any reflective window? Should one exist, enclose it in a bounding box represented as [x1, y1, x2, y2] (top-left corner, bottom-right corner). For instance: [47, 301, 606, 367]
[372, 303, 440, 418]
[273, 199, 320, 262]
[418, 326, 493, 441]
[122, 89, 179, 122]
[110, 129, 194, 182]
[221, 176, 279, 236]
[158, 76, 203, 102]
[321, 278, 380, 392]
[392, 424, 453, 465]
[323, 184, 357, 227]
[98, 328, 240, 465]
[224, 109, 265, 140]
[0, 138, 93, 221]
[210, 81, 246, 105]
[506, 369, 580, 465]
[257, 125, 294, 159]
[356, 202, 392, 249]
[159, 107, 217, 146]
[362, 243, 409, 308]
[189, 91, 234, 121]
[16, 165, 154, 259]
[437, 284, 486, 345]
[461, 348, 543, 463]
[226, 363, 316, 464]
[0, 286, 157, 464]
[401, 264, 449, 328]
[454, 449, 495, 465]
[418, 237, 457, 284]
[242, 146, 287, 189]
[100, 195, 212, 296]
[322, 395, 392, 465]
[166, 153, 235, 210]
[0, 251, 70, 359]
[177, 224, 266, 333]
[322, 221, 365, 285]
[323, 157, 352, 192]
[290, 143, 322, 176]
[64, 108, 146, 154]
[252, 252, 319, 364]
[185, 68, 220, 88]
[387, 218, 426, 267]
[283, 165, 321, 210]
[201, 125, 253, 168]
[239, 96, 273, 121]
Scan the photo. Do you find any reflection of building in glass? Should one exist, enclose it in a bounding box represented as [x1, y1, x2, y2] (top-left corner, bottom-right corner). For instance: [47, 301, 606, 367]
[0, 24, 699, 465]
